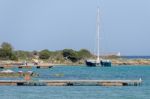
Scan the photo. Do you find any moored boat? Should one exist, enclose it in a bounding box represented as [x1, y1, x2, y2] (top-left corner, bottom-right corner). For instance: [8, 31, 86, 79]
[85, 7, 111, 67]
[85, 59, 111, 67]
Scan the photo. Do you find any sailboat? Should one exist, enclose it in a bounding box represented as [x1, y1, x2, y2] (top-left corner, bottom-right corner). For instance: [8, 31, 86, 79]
[85, 7, 111, 67]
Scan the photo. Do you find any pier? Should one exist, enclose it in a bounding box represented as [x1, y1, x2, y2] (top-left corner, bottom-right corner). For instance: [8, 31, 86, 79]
[0, 79, 142, 86]
[0, 65, 53, 69]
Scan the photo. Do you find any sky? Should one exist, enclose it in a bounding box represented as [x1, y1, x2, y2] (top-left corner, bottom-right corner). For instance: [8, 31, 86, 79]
[0, 0, 150, 55]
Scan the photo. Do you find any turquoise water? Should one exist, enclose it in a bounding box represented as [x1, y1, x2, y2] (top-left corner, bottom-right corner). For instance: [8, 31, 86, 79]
[0, 65, 150, 99]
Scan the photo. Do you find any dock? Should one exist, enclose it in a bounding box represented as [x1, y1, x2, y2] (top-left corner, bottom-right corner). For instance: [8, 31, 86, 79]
[0, 79, 142, 86]
[0, 65, 53, 69]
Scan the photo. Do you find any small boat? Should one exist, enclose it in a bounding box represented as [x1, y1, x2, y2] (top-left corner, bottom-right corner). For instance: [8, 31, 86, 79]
[0, 69, 14, 73]
[85, 7, 111, 67]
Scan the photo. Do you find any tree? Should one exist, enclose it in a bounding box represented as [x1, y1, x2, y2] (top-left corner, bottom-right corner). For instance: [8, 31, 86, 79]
[62, 49, 80, 62]
[32, 50, 38, 56]
[10, 53, 18, 61]
[0, 42, 13, 59]
[15, 50, 29, 59]
[39, 49, 50, 59]
[0, 49, 5, 59]
[78, 49, 92, 59]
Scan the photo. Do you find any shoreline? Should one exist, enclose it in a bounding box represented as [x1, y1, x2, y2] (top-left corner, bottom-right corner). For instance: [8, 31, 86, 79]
[0, 58, 150, 67]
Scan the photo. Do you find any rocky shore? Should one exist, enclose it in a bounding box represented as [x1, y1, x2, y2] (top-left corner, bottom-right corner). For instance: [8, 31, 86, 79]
[1, 58, 150, 66]
[112, 58, 150, 65]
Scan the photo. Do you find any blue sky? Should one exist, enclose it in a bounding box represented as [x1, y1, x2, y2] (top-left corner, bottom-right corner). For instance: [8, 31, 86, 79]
[0, 0, 150, 55]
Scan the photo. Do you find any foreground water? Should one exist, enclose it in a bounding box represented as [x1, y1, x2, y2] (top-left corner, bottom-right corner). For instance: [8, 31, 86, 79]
[0, 65, 150, 99]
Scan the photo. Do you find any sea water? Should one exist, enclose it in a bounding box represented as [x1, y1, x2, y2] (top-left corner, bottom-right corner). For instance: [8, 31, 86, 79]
[0, 65, 149, 99]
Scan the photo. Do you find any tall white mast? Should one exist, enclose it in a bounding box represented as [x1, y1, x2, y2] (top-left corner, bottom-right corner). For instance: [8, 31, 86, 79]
[97, 7, 100, 62]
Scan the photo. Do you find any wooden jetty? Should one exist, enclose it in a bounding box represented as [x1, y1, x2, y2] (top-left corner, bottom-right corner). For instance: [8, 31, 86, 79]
[0, 79, 142, 86]
[0, 65, 53, 69]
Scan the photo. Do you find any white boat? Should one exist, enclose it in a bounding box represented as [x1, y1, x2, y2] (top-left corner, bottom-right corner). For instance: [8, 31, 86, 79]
[1, 69, 14, 73]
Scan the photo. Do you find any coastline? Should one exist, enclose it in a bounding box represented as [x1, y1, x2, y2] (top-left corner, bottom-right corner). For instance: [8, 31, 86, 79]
[1, 58, 150, 67]
[111, 58, 150, 66]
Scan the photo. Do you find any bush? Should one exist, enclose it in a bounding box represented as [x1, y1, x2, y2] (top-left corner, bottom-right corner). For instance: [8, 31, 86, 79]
[62, 49, 80, 62]
[10, 53, 18, 61]
[39, 49, 50, 59]
[0, 42, 13, 59]
[77, 49, 92, 58]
